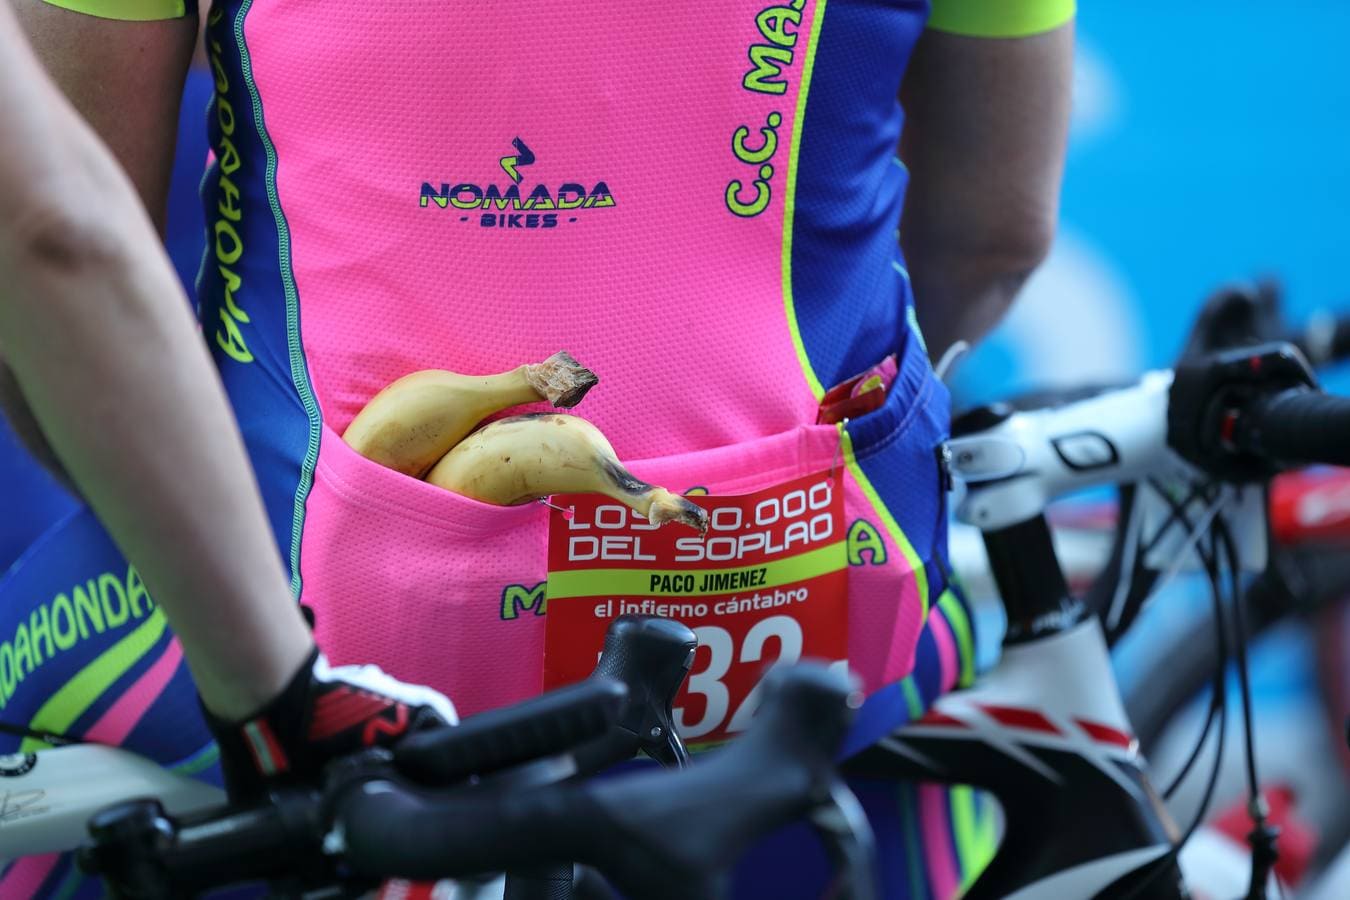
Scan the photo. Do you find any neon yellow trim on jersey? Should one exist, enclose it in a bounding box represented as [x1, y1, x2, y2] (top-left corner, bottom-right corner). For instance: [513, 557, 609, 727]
[840, 426, 930, 618]
[900, 675, 924, 719]
[39, 0, 186, 22]
[928, 0, 1075, 38]
[952, 785, 1000, 890]
[936, 588, 976, 687]
[20, 608, 168, 751]
[781, 0, 830, 403]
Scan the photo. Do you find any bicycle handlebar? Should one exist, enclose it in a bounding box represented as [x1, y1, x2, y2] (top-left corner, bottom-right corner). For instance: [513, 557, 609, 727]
[1167, 341, 1340, 481]
[950, 341, 1346, 536]
[82, 789, 328, 898]
[1239, 388, 1350, 468]
[394, 677, 626, 783]
[83, 665, 859, 900]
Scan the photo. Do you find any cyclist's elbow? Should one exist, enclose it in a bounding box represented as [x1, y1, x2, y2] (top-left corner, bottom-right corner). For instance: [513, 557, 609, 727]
[905, 210, 1057, 351]
[3, 187, 128, 283]
[970, 204, 1057, 286]
[909, 199, 1057, 284]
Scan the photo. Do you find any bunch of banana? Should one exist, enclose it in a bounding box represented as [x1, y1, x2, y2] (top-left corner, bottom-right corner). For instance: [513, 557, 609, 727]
[342, 351, 598, 478]
[343, 353, 707, 532]
[427, 413, 708, 533]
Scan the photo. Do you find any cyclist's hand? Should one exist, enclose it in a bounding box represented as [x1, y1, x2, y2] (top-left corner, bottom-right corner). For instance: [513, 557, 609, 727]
[205, 645, 457, 802]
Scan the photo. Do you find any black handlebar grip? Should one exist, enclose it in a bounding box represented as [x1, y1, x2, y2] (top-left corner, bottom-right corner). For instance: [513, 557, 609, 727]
[338, 772, 607, 880]
[504, 865, 575, 900]
[1242, 388, 1350, 467]
[395, 677, 626, 784]
[575, 664, 861, 900]
[82, 792, 327, 898]
[736, 663, 859, 768]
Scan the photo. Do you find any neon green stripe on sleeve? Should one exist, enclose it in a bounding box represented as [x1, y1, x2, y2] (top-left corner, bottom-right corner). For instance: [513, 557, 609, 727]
[40, 0, 187, 22]
[928, 0, 1075, 38]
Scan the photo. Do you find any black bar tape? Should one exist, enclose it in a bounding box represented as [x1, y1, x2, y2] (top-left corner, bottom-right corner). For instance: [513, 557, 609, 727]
[394, 678, 625, 784]
[504, 865, 575, 900]
[1245, 389, 1350, 467]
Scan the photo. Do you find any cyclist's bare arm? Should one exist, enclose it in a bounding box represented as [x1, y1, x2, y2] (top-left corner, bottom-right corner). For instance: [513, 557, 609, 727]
[0, 1, 198, 485]
[899, 8, 1074, 357]
[11, 0, 197, 232]
[0, 1, 312, 721]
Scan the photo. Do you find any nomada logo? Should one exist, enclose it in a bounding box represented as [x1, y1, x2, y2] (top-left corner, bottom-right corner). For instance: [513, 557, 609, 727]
[420, 138, 615, 230]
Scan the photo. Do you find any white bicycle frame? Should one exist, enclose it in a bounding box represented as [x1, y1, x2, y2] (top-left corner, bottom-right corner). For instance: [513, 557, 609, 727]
[844, 366, 1283, 898]
[0, 745, 221, 859]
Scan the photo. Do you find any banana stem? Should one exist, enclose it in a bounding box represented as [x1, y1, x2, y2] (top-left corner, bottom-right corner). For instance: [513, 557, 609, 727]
[522, 351, 599, 408]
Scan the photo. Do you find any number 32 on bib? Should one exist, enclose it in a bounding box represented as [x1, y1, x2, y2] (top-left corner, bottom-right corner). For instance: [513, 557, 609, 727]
[544, 471, 850, 746]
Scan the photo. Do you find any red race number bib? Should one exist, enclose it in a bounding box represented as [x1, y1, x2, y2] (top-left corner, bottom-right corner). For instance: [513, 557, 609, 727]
[544, 471, 847, 746]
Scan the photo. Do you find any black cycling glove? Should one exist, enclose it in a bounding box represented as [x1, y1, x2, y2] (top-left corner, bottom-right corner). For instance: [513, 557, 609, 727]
[205, 645, 457, 802]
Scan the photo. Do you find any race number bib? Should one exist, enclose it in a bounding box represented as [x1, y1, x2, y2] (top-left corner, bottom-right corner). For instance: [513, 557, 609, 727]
[544, 471, 847, 746]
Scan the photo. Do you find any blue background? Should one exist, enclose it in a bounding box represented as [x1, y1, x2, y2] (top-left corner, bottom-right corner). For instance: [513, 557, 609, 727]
[952, 1, 1350, 405]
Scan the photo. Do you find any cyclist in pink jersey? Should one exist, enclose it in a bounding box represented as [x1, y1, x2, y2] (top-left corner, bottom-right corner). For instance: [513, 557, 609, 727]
[5, 0, 1073, 896]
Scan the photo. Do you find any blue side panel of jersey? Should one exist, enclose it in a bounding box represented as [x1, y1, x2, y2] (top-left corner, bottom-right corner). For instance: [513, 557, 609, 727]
[199, 0, 317, 586]
[791, 0, 930, 391]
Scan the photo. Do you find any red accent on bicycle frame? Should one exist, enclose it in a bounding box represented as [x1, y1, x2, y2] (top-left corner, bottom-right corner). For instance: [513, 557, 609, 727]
[918, 710, 969, 728]
[1210, 784, 1318, 887]
[377, 879, 441, 900]
[1074, 718, 1134, 750]
[1220, 409, 1239, 445]
[979, 705, 1062, 735]
[1270, 467, 1350, 545]
[1269, 469, 1350, 545]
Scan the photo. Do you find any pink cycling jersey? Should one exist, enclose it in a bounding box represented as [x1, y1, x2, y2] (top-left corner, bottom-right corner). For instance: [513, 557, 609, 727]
[190, 0, 963, 729]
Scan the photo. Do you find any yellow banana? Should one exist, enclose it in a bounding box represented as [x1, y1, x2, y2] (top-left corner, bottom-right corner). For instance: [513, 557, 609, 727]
[342, 352, 598, 477]
[426, 414, 709, 532]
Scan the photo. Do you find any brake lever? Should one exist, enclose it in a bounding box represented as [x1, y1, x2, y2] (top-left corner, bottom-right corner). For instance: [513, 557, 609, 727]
[645, 723, 690, 769]
[578, 615, 697, 772]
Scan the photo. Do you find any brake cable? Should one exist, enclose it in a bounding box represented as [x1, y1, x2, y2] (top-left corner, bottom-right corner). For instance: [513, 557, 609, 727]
[1096, 479, 1214, 647]
[1214, 515, 1283, 899]
[1140, 482, 1227, 802]
[1120, 482, 1232, 900]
